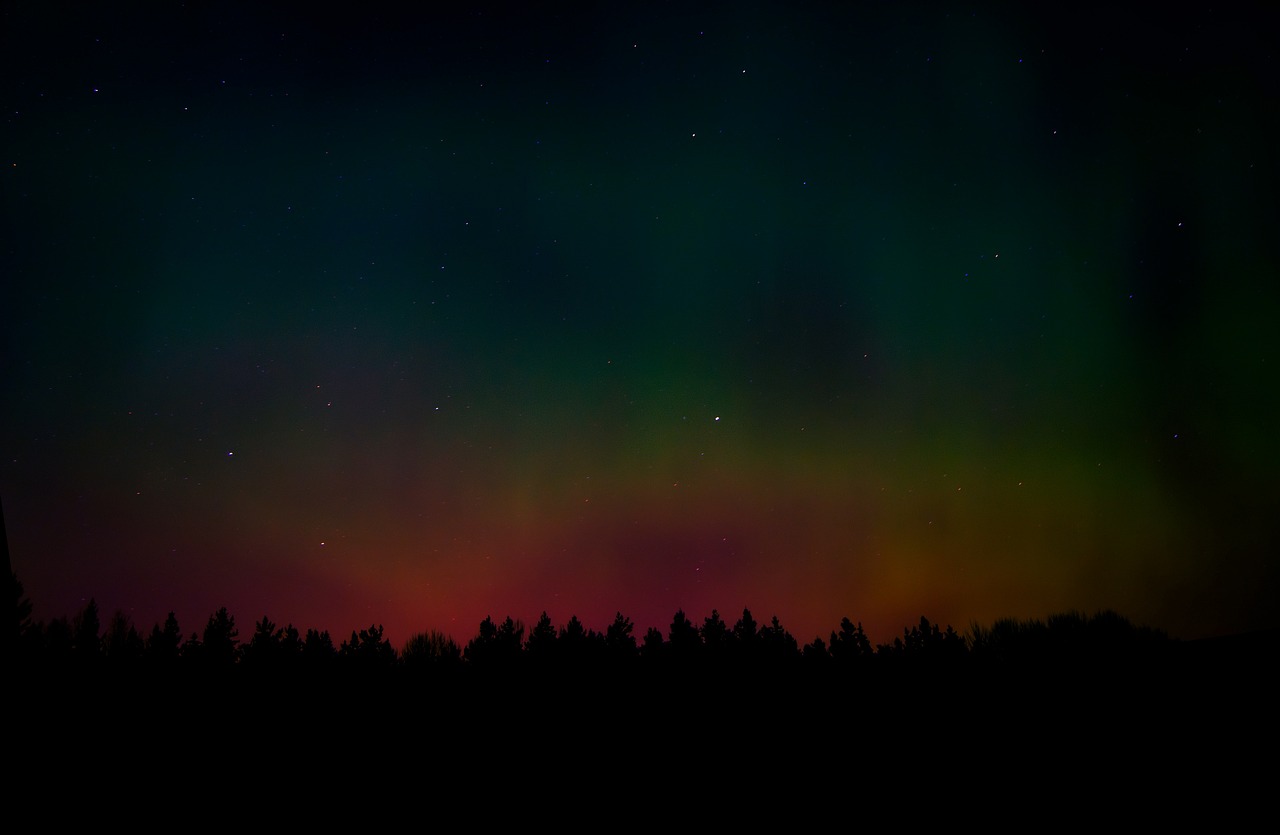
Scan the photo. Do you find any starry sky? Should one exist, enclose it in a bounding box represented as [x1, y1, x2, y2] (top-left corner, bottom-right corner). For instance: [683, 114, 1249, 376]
[3, 2, 1277, 648]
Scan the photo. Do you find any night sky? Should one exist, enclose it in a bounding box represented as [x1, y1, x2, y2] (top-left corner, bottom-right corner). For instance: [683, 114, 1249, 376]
[4, 2, 1277, 648]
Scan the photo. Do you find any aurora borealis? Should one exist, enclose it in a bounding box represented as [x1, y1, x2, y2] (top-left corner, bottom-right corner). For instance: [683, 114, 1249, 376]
[3, 2, 1277, 649]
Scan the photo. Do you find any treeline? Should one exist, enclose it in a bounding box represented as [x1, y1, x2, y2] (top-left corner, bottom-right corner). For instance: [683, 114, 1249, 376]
[7, 570, 1176, 677]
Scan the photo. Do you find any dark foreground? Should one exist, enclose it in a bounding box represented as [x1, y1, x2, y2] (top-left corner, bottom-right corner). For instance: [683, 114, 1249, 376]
[11, 634, 1274, 823]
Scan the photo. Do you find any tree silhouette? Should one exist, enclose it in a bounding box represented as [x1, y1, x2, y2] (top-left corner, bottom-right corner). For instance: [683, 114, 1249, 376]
[34, 615, 74, 667]
[759, 615, 800, 663]
[701, 609, 731, 659]
[879, 617, 967, 670]
[303, 628, 337, 667]
[8, 571, 32, 661]
[666, 608, 700, 665]
[829, 617, 873, 665]
[526, 611, 558, 663]
[241, 615, 284, 670]
[102, 610, 144, 668]
[803, 635, 830, 664]
[0, 500, 15, 661]
[558, 614, 601, 666]
[197, 607, 239, 669]
[146, 612, 183, 668]
[71, 598, 101, 666]
[279, 624, 304, 665]
[604, 612, 637, 663]
[181, 631, 202, 663]
[464, 616, 523, 668]
[340, 624, 397, 670]
[640, 626, 664, 661]
[733, 608, 759, 643]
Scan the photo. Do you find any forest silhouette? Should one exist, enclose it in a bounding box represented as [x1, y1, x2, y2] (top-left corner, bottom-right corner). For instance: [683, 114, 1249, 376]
[8, 569, 1184, 680]
[9, 566, 1266, 715]
[6, 563, 1274, 813]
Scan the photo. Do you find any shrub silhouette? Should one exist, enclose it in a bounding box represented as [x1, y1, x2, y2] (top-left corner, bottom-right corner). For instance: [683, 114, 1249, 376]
[401, 630, 462, 671]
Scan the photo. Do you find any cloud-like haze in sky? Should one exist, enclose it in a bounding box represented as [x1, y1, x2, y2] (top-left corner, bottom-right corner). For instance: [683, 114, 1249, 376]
[3, 3, 1277, 647]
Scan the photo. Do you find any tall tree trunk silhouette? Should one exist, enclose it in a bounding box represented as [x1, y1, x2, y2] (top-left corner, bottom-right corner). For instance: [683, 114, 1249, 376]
[1, 495, 9, 580]
[2, 494, 14, 660]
